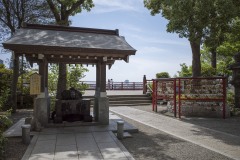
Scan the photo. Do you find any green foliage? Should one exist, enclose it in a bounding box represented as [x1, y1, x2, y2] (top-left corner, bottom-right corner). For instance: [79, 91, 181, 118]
[226, 90, 240, 116]
[217, 19, 240, 56]
[46, 0, 94, 25]
[144, 0, 238, 42]
[0, 132, 7, 158]
[67, 64, 89, 93]
[156, 72, 170, 78]
[0, 64, 12, 111]
[177, 63, 192, 77]
[48, 64, 59, 97]
[201, 19, 240, 76]
[227, 90, 235, 108]
[48, 64, 89, 97]
[201, 63, 217, 77]
[0, 111, 12, 158]
[0, 0, 54, 41]
[177, 62, 229, 77]
[144, 0, 239, 77]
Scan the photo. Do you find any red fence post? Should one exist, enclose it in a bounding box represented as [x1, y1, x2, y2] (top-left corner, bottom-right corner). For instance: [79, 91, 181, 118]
[152, 80, 156, 111]
[178, 78, 181, 118]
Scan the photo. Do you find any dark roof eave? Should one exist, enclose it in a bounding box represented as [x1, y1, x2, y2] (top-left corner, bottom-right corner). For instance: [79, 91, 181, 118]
[23, 23, 119, 35]
[2, 43, 136, 56]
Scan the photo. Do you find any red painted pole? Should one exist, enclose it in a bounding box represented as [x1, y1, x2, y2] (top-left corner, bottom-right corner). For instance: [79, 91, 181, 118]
[156, 81, 158, 112]
[178, 78, 181, 118]
[152, 80, 155, 111]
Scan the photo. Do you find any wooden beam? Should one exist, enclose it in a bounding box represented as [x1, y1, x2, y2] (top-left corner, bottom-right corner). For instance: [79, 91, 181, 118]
[25, 55, 115, 65]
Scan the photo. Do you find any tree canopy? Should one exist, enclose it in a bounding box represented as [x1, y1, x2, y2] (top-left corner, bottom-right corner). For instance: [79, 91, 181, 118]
[0, 0, 53, 42]
[46, 0, 94, 25]
[144, 0, 239, 77]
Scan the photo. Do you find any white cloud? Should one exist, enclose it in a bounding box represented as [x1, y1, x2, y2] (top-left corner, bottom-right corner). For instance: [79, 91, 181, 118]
[129, 34, 189, 46]
[118, 24, 143, 33]
[138, 46, 167, 54]
[92, 0, 142, 13]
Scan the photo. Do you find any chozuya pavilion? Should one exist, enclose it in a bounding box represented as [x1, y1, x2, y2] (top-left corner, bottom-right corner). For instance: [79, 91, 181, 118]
[3, 23, 136, 128]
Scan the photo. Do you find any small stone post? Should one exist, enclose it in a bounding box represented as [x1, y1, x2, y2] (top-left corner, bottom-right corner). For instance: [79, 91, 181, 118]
[21, 124, 31, 144]
[117, 121, 124, 139]
[143, 75, 147, 94]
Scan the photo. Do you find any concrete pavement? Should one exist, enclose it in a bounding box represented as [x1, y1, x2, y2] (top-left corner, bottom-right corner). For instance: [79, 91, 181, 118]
[110, 107, 240, 160]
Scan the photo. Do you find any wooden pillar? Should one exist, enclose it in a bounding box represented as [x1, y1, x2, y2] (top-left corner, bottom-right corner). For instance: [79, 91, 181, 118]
[39, 60, 45, 92]
[96, 62, 101, 91]
[100, 62, 106, 93]
[44, 59, 48, 96]
[98, 61, 109, 124]
[11, 52, 19, 113]
[94, 62, 101, 121]
[39, 58, 48, 93]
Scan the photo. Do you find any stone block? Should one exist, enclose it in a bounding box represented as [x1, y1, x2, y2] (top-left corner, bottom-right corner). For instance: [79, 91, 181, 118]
[32, 96, 50, 130]
[98, 97, 109, 125]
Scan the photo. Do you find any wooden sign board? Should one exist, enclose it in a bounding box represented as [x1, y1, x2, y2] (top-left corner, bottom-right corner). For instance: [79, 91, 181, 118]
[30, 73, 41, 95]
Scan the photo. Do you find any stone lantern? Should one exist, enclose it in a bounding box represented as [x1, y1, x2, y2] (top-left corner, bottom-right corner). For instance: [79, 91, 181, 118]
[229, 52, 240, 108]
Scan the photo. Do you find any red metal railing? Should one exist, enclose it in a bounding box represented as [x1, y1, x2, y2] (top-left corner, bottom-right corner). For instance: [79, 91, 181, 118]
[83, 81, 143, 90]
[152, 78, 176, 116]
[151, 77, 227, 119]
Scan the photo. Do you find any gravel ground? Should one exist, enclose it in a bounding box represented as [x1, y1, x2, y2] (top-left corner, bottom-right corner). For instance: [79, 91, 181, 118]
[118, 113, 233, 160]
[3, 109, 33, 160]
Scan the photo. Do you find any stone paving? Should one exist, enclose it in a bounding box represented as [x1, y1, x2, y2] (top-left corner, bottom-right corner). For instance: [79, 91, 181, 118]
[110, 106, 240, 160]
[20, 112, 136, 160]
[22, 128, 134, 160]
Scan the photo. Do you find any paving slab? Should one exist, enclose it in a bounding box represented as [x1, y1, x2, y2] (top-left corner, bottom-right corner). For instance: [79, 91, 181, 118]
[21, 113, 135, 160]
[55, 145, 78, 160]
[110, 106, 240, 160]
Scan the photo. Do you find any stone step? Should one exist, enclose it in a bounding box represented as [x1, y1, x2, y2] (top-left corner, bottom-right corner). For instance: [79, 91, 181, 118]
[109, 97, 151, 101]
[83, 94, 152, 107]
[109, 100, 152, 104]
[109, 103, 151, 106]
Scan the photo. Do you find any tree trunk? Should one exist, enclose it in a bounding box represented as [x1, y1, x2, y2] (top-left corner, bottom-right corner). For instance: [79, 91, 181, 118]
[211, 48, 217, 69]
[56, 63, 67, 99]
[10, 53, 19, 113]
[190, 41, 201, 77]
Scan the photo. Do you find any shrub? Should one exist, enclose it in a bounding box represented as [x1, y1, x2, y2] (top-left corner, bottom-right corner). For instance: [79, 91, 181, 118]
[156, 72, 170, 78]
[0, 112, 12, 159]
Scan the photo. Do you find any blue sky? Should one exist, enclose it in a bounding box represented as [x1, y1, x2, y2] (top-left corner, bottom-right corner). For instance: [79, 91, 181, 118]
[72, 0, 192, 82]
[0, 0, 192, 82]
